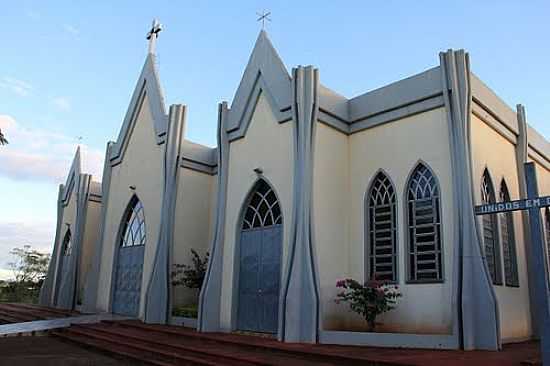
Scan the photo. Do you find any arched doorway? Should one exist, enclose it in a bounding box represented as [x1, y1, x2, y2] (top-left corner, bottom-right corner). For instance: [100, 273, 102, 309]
[112, 196, 146, 317]
[54, 229, 72, 306]
[237, 179, 282, 334]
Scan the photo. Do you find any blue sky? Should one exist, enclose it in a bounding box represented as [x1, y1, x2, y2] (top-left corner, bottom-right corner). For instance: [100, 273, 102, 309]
[0, 1, 549, 278]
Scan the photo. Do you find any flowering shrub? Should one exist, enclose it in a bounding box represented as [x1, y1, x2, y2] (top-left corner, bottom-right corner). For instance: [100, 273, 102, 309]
[335, 277, 401, 331]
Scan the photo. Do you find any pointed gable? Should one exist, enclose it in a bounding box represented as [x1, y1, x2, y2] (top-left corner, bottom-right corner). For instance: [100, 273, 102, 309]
[226, 31, 292, 140]
[61, 147, 82, 206]
[110, 53, 168, 165]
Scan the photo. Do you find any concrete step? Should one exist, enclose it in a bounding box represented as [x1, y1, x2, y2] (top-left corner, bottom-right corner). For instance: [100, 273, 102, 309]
[104, 320, 368, 365]
[55, 326, 237, 366]
[77, 322, 334, 366]
[51, 329, 174, 366]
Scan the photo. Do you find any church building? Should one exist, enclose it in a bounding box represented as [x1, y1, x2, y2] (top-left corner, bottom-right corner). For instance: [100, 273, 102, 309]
[40, 23, 550, 352]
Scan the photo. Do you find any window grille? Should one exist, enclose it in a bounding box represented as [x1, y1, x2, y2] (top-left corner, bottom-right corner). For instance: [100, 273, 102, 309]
[242, 180, 281, 230]
[481, 169, 502, 285]
[120, 197, 146, 247]
[406, 163, 443, 282]
[499, 180, 519, 287]
[366, 171, 397, 282]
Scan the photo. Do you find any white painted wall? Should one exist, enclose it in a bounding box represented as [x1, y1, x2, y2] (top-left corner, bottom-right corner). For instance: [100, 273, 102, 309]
[470, 114, 532, 341]
[96, 93, 164, 318]
[314, 107, 456, 334]
[220, 92, 294, 331]
[172, 168, 216, 308]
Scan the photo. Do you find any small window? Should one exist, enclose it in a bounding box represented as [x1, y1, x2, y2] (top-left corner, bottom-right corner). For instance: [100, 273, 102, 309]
[242, 180, 282, 230]
[62, 230, 72, 257]
[481, 169, 502, 285]
[120, 196, 146, 247]
[499, 180, 519, 287]
[366, 171, 397, 282]
[406, 163, 443, 282]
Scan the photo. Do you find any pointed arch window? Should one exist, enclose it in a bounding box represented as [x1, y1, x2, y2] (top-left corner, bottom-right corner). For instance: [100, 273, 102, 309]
[499, 180, 519, 287]
[406, 163, 443, 282]
[481, 169, 502, 285]
[62, 229, 72, 257]
[242, 180, 282, 230]
[120, 196, 146, 247]
[366, 171, 397, 282]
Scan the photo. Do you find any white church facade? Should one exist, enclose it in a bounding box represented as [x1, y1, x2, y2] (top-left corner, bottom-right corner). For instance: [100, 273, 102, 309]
[40, 27, 550, 351]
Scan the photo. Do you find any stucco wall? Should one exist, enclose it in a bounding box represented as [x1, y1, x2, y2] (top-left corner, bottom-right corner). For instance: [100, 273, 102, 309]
[172, 168, 215, 308]
[77, 198, 101, 305]
[470, 113, 532, 341]
[316, 107, 456, 334]
[313, 123, 350, 330]
[220, 92, 294, 331]
[96, 93, 164, 318]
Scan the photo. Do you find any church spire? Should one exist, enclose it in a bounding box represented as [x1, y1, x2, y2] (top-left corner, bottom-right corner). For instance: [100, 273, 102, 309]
[146, 19, 163, 55]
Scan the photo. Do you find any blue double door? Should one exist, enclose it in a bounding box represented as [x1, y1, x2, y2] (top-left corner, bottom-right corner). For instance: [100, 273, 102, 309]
[237, 225, 282, 334]
[112, 245, 145, 317]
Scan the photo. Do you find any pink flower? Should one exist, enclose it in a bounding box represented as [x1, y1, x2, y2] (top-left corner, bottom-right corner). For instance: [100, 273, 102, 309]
[336, 279, 346, 287]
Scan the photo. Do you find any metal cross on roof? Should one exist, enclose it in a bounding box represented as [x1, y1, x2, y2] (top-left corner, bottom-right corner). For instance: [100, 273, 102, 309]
[256, 10, 271, 30]
[146, 19, 163, 54]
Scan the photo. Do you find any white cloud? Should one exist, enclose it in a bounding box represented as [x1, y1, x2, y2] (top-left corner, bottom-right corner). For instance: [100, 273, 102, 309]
[0, 77, 33, 97]
[52, 96, 72, 112]
[0, 115, 104, 183]
[63, 24, 80, 37]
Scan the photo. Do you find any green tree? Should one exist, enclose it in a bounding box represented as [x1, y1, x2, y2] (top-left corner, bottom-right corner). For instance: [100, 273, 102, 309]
[1, 245, 50, 303]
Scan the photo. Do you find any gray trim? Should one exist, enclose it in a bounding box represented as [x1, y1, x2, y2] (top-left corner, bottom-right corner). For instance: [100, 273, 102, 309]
[515, 105, 537, 337]
[81, 142, 114, 313]
[319, 330, 458, 349]
[225, 31, 291, 134]
[39, 185, 65, 306]
[110, 54, 168, 166]
[145, 104, 186, 323]
[280, 66, 320, 343]
[198, 102, 230, 332]
[524, 163, 550, 365]
[471, 99, 517, 145]
[226, 74, 292, 141]
[179, 139, 218, 175]
[349, 94, 444, 134]
[316, 94, 445, 136]
[440, 49, 500, 350]
[56, 173, 92, 310]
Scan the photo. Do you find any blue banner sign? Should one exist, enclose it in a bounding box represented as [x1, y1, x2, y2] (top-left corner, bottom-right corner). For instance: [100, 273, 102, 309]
[475, 195, 550, 215]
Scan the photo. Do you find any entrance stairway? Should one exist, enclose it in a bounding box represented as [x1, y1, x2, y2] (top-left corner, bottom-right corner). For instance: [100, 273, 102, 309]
[51, 320, 543, 366]
[0, 303, 78, 324]
[51, 320, 379, 366]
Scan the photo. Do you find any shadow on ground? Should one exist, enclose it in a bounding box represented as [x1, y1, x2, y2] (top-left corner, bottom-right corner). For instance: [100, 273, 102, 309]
[0, 335, 138, 366]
